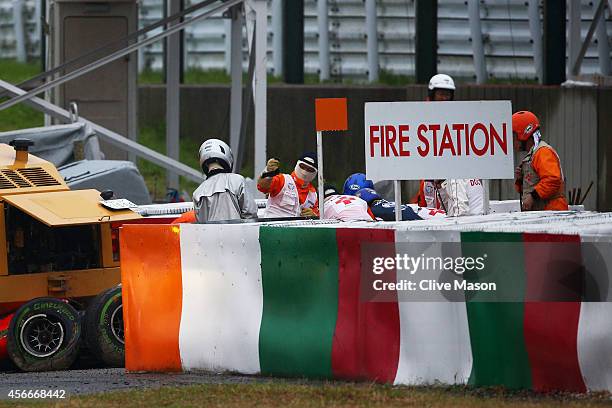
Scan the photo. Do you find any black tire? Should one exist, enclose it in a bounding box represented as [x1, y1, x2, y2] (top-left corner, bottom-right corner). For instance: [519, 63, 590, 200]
[84, 285, 124, 367]
[7, 298, 81, 372]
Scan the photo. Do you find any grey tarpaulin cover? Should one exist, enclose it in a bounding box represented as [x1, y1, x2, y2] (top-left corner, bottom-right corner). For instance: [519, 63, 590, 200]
[59, 160, 152, 205]
[0, 123, 103, 167]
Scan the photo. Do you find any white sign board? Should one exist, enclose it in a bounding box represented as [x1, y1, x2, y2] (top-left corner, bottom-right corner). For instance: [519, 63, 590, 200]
[364, 101, 514, 181]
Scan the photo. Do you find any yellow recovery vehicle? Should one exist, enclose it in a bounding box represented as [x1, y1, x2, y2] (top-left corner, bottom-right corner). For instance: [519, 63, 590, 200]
[0, 139, 141, 371]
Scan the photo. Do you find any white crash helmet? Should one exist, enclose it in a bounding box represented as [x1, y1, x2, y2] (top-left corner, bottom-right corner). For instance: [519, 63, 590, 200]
[198, 138, 234, 175]
[428, 73, 456, 91]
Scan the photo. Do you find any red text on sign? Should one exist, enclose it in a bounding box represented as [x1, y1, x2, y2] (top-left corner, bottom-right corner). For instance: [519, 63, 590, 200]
[369, 122, 508, 158]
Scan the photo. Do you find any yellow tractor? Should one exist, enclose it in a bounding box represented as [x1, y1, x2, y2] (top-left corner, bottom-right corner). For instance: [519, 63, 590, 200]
[0, 138, 141, 371]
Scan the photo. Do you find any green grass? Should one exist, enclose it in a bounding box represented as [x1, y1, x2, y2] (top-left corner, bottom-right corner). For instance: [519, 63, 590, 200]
[137, 124, 202, 201]
[0, 59, 41, 84]
[487, 77, 539, 85]
[1, 382, 611, 408]
[139, 68, 285, 85]
[378, 70, 416, 86]
[0, 105, 44, 132]
[137, 68, 539, 87]
[138, 68, 400, 85]
[0, 59, 44, 132]
[138, 68, 164, 84]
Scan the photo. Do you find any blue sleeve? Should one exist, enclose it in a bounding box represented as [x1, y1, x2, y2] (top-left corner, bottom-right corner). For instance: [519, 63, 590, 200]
[371, 200, 422, 221]
[401, 205, 422, 221]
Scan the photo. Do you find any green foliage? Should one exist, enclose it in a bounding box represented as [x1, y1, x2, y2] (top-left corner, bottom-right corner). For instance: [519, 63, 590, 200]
[0, 59, 44, 131]
[137, 124, 201, 201]
[0, 104, 43, 132]
[0, 58, 41, 84]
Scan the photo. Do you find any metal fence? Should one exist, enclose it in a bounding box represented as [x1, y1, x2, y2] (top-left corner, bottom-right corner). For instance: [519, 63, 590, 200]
[1, 0, 611, 81]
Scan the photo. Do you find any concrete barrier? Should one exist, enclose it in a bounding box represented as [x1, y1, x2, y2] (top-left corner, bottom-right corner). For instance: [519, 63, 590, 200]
[121, 212, 612, 392]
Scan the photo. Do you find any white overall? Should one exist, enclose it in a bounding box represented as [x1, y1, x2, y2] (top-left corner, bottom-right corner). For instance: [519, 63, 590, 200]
[323, 195, 372, 221]
[263, 174, 317, 218]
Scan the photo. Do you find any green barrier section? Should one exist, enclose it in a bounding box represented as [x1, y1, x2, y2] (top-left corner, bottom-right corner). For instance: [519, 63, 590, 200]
[259, 227, 340, 378]
[462, 232, 532, 389]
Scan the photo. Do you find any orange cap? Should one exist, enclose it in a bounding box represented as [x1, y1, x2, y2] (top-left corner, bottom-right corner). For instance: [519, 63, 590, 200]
[512, 111, 540, 141]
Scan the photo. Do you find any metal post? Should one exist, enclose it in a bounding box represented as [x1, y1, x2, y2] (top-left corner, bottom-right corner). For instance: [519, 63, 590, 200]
[42, 0, 49, 126]
[365, 0, 378, 82]
[234, 28, 255, 173]
[138, 42, 145, 74]
[542, 0, 565, 85]
[166, 0, 182, 190]
[225, 18, 232, 75]
[34, 0, 42, 61]
[229, 5, 244, 164]
[283, 0, 304, 83]
[415, 0, 437, 84]
[317, 131, 324, 219]
[128, 0, 140, 163]
[527, 0, 543, 83]
[468, 0, 487, 84]
[568, 0, 581, 79]
[483, 179, 490, 215]
[249, 0, 268, 187]
[596, 0, 610, 76]
[13, 0, 27, 63]
[40, 0, 47, 74]
[318, 0, 330, 81]
[394, 180, 402, 221]
[572, 0, 608, 77]
[272, 0, 283, 77]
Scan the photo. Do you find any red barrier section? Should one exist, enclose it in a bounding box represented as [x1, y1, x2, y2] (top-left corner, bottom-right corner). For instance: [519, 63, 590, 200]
[332, 229, 400, 383]
[523, 233, 586, 393]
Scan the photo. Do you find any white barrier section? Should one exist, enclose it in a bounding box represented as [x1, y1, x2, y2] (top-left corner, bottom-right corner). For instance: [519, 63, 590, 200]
[393, 230, 473, 385]
[578, 234, 612, 391]
[179, 224, 263, 373]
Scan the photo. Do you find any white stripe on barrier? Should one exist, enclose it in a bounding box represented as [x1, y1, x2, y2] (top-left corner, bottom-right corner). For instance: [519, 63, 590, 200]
[578, 302, 612, 391]
[178, 224, 263, 374]
[393, 231, 472, 385]
[578, 234, 612, 391]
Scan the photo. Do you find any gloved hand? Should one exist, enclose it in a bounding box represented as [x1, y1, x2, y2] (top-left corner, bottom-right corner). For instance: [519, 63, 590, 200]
[301, 207, 317, 217]
[266, 158, 280, 173]
[514, 165, 522, 184]
[260, 158, 281, 180]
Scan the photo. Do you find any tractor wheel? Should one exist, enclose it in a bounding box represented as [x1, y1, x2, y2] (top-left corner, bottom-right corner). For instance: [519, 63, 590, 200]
[7, 298, 81, 372]
[84, 286, 124, 367]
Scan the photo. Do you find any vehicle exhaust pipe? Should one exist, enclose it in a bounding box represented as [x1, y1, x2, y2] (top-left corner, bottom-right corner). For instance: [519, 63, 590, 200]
[9, 138, 34, 163]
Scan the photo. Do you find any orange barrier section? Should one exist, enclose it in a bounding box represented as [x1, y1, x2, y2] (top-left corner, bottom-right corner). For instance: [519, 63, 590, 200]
[120, 225, 183, 372]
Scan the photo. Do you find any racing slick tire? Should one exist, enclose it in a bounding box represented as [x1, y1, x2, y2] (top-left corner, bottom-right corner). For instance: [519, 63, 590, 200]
[7, 298, 81, 372]
[84, 285, 124, 367]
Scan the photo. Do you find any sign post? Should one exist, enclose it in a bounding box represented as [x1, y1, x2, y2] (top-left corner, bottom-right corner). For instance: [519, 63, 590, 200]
[394, 180, 402, 221]
[364, 100, 514, 216]
[483, 180, 491, 214]
[316, 130, 324, 218]
[315, 98, 348, 219]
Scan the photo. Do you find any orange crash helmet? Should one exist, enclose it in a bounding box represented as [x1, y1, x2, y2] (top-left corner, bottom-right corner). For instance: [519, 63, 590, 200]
[512, 111, 540, 141]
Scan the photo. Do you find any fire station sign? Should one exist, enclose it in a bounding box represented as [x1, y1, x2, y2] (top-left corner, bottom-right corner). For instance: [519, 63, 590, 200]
[364, 101, 514, 180]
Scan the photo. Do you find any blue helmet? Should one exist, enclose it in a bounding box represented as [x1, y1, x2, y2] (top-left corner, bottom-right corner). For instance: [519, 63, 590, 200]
[343, 173, 374, 196]
[355, 188, 381, 204]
